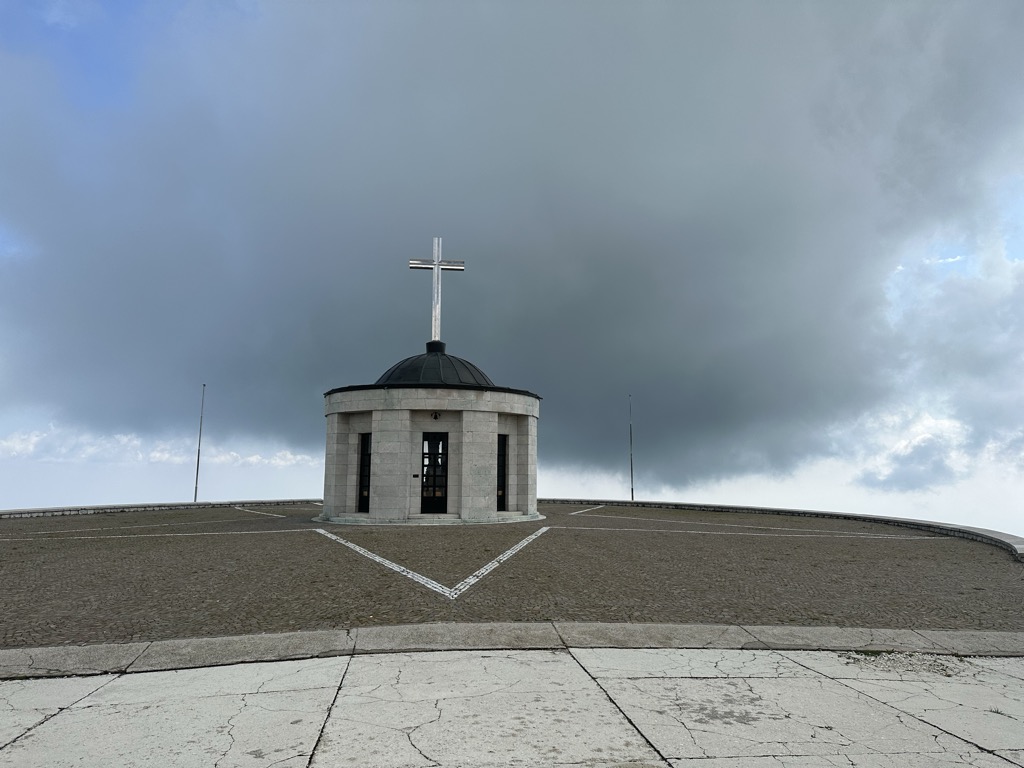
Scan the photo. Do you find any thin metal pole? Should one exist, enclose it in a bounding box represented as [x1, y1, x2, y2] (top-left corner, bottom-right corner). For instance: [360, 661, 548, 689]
[628, 393, 635, 502]
[194, 383, 206, 503]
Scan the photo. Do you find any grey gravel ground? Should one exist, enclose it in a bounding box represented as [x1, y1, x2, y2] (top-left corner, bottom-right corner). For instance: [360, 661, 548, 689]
[2, 501, 1022, 649]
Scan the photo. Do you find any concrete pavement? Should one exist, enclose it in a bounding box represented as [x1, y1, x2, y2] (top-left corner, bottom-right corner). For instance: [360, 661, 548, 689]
[3, 501, 1023, 765]
[2, 623, 1023, 767]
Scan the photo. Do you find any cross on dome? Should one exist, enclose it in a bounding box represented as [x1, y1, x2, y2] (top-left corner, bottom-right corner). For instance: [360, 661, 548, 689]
[409, 236, 464, 341]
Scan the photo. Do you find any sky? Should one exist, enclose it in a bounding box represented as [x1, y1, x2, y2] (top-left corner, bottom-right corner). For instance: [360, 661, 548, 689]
[1, 0, 1023, 537]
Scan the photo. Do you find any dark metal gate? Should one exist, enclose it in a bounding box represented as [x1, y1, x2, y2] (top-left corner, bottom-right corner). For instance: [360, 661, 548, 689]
[357, 433, 371, 513]
[497, 434, 508, 511]
[420, 432, 448, 514]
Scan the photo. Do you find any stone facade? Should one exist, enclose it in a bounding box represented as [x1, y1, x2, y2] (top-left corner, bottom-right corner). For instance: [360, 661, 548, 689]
[319, 387, 540, 524]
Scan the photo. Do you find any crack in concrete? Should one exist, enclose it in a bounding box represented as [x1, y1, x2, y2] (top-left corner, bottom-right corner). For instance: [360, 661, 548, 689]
[548, 762, 669, 767]
[970, 658, 1024, 685]
[263, 753, 307, 768]
[783, 652, 1019, 762]
[566, 648, 674, 763]
[213, 693, 247, 768]
[670, 713, 709, 759]
[403, 698, 442, 766]
[0, 680, 23, 713]
[646, 670, 1006, 761]
[11, 646, 139, 679]
[125, 642, 152, 674]
[0, 672, 119, 752]
[351, 678, 525, 705]
[304, 654, 350, 768]
[859, 676, 1022, 724]
[249, 660, 344, 697]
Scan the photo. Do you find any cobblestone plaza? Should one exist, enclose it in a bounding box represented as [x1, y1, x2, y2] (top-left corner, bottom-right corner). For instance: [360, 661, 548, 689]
[3, 501, 1022, 649]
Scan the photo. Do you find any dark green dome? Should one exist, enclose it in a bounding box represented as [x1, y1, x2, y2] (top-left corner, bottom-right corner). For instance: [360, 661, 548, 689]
[375, 341, 495, 387]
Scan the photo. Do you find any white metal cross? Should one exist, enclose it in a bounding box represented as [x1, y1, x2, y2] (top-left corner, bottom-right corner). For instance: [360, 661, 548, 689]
[409, 236, 465, 341]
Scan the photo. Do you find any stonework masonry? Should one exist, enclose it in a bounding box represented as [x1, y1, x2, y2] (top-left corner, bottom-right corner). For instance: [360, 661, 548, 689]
[320, 387, 540, 525]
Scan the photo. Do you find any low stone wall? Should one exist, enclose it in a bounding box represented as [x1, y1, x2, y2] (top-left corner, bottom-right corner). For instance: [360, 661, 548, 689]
[540, 498, 1024, 562]
[0, 499, 321, 520]
[3, 496, 1020, 561]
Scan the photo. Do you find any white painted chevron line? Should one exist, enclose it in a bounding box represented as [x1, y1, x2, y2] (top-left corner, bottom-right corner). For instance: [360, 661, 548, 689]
[448, 526, 550, 598]
[314, 528, 452, 596]
[569, 505, 605, 516]
[314, 527, 551, 600]
[235, 505, 287, 518]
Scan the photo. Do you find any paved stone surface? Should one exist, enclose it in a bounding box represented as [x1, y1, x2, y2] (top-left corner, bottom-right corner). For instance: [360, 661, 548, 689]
[0, 657, 347, 768]
[555, 621, 757, 649]
[740, 625, 952, 653]
[0, 675, 114, 747]
[127, 629, 354, 672]
[0, 643, 149, 678]
[3, 622, 1023, 680]
[917, 630, 1024, 656]
[354, 621, 562, 653]
[2, 499, 1023, 766]
[316, 649, 659, 767]
[3, 501, 1023, 649]
[1, 648, 1021, 767]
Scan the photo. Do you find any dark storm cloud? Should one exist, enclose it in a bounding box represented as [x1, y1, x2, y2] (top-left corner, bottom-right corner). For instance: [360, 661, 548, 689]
[2, 1, 1023, 488]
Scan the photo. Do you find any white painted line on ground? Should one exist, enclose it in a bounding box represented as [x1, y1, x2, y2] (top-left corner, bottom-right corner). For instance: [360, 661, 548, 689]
[313, 529, 452, 597]
[311, 501, 323, 506]
[555, 526, 942, 540]
[235, 505, 287, 518]
[0, 529, 312, 542]
[448, 527, 551, 598]
[0, 518, 259, 537]
[313, 526, 551, 600]
[574, 512, 942, 538]
[569, 505, 606, 516]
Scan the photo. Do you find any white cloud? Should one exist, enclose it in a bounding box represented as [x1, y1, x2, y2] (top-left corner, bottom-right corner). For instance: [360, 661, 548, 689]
[540, 448, 1024, 538]
[205, 447, 320, 468]
[0, 429, 47, 457]
[538, 465, 631, 501]
[651, 454, 1023, 538]
[0, 422, 318, 471]
[0, 422, 323, 509]
[2, 422, 1021, 539]
[0, 423, 160, 463]
[853, 411, 972, 490]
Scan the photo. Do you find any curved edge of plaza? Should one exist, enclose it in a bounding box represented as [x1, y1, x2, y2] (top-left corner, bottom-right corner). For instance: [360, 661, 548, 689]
[2, 622, 1024, 681]
[2, 499, 1022, 681]
[3, 495, 1022, 558]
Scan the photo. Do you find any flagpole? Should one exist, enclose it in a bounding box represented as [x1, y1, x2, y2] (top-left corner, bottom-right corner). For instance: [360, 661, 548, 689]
[194, 383, 205, 503]
[628, 393, 635, 502]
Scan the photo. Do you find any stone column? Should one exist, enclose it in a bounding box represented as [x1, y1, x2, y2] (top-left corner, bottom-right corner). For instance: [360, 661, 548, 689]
[517, 414, 538, 514]
[369, 409, 413, 521]
[322, 412, 349, 519]
[460, 410, 499, 521]
[505, 420, 519, 513]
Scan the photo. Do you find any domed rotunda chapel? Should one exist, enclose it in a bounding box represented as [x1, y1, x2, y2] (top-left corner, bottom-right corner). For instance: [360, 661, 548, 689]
[318, 238, 541, 525]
